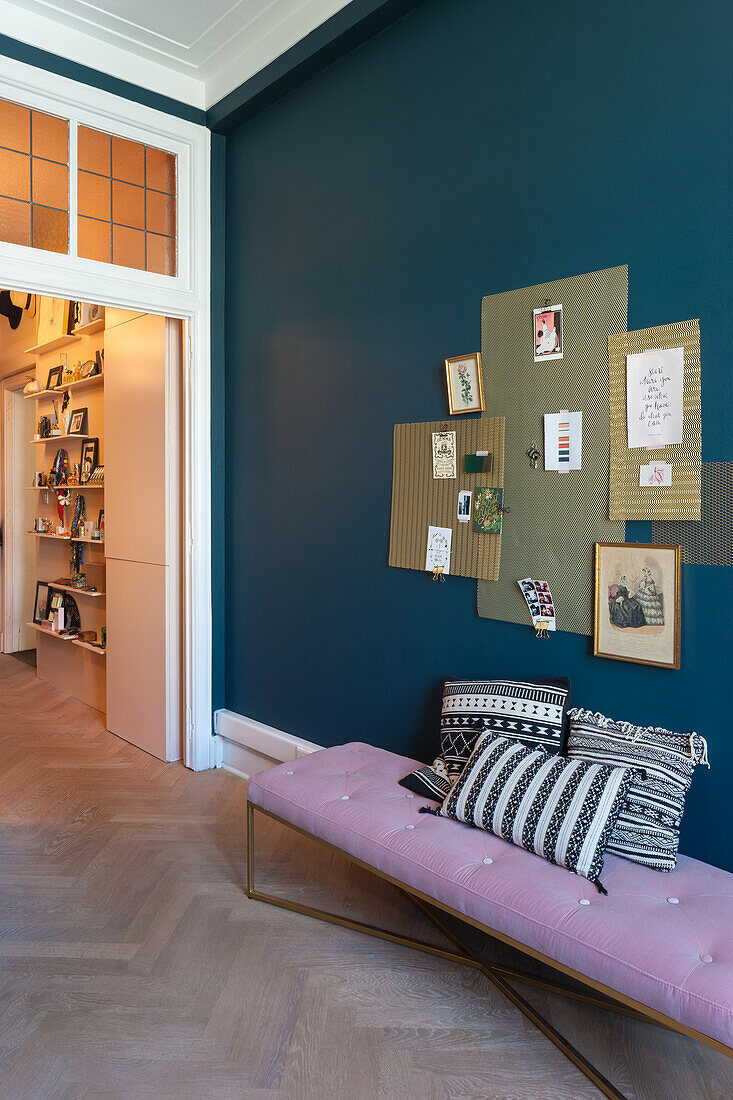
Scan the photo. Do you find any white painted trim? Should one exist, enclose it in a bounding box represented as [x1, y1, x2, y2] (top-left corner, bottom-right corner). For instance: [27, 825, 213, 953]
[0, 0, 205, 108]
[0, 54, 214, 771]
[215, 708, 323, 779]
[1, 369, 31, 655]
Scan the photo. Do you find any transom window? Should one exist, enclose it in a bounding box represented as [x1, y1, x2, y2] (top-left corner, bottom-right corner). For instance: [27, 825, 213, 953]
[0, 100, 177, 275]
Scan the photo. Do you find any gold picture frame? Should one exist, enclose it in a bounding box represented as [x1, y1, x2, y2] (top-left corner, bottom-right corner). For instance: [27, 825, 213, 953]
[445, 352, 485, 415]
[594, 542, 681, 669]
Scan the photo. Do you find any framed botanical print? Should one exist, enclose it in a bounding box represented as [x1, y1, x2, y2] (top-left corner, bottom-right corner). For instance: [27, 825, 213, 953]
[594, 543, 681, 669]
[445, 353, 485, 414]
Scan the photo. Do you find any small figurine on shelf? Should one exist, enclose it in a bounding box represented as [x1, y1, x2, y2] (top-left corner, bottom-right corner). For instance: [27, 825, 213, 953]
[56, 488, 70, 529]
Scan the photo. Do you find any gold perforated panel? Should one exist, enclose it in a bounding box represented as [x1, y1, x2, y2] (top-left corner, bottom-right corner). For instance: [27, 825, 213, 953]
[389, 417, 505, 581]
[477, 266, 627, 636]
[652, 462, 733, 566]
[609, 319, 701, 519]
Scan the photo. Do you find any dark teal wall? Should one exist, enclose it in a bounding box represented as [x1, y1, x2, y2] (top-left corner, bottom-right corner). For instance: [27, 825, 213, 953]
[225, 0, 731, 868]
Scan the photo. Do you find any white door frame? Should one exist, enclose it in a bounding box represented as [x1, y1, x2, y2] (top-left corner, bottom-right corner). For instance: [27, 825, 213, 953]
[0, 54, 214, 770]
[1, 367, 35, 655]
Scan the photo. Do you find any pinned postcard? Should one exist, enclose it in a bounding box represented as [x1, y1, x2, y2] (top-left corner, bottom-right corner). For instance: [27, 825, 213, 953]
[457, 490, 472, 523]
[473, 487, 503, 533]
[533, 305, 563, 361]
[639, 460, 672, 487]
[432, 430, 456, 478]
[518, 578, 556, 631]
[544, 411, 582, 470]
[426, 526, 452, 577]
[626, 347, 683, 450]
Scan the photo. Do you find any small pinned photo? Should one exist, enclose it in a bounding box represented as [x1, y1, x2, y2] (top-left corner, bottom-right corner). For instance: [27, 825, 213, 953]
[533, 305, 563, 362]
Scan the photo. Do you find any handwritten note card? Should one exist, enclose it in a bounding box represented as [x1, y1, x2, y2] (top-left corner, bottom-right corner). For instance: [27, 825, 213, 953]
[626, 347, 683, 450]
[639, 460, 672, 487]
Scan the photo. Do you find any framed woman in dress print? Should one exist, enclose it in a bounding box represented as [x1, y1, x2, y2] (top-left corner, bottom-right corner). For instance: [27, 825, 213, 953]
[594, 543, 681, 669]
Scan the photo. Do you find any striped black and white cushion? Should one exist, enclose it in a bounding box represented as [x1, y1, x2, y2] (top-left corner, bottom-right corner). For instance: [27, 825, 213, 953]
[567, 709, 710, 872]
[436, 731, 635, 890]
[399, 677, 571, 802]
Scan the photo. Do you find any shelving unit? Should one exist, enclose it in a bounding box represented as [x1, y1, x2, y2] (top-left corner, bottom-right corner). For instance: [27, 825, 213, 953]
[25, 334, 81, 356]
[29, 531, 71, 540]
[26, 484, 104, 490]
[30, 434, 89, 444]
[26, 622, 106, 657]
[42, 582, 105, 598]
[24, 374, 104, 400]
[72, 319, 105, 337]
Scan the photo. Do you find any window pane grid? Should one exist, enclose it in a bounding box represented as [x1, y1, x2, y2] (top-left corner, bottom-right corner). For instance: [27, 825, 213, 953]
[77, 124, 176, 275]
[0, 98, 69, 253]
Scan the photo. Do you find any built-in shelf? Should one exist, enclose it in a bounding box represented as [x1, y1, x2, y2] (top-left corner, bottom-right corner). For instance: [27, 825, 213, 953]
[26, 484, 104, 490]
[72, 319, 104, 336]
[42, 582, 105, 598]
[30, 434, 89, 445]
[26, 622, 106, 657]
[25, 374, 104, 400]
[28, 531, 70, 540]
[71, 537, 105, 546]
[25, 334, 82, 356]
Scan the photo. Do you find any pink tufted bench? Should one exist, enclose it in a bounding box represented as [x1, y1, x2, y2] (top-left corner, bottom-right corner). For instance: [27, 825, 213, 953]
[247, 742, 733, 1098]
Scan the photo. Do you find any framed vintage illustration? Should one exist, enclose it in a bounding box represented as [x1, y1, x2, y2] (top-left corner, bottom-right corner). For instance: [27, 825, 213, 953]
[445, 353, 485, 415]
[533, 304, 563, 361]
[594, 543, 681, 669]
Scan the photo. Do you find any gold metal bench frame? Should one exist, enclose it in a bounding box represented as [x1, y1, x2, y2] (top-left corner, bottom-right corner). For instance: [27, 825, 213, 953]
[247, 801, 732, 1100]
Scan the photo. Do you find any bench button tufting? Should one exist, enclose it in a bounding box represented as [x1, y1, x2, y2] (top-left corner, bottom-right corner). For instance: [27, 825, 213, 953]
[340, 795, 350, 800]
[667, 897, 680, 904]
[578, 898, 591, 906]
[482, 857, 493, 865]
[405, 824, 415, 830]
[700, 954, 713, 963]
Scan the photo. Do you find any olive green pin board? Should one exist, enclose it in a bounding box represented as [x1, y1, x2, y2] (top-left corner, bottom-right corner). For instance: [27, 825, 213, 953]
[477, 266, 628, 636]
[389, 417, 505, 581]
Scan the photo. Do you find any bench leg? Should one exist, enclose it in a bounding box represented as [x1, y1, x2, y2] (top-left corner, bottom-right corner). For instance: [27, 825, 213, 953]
[246, 801, 635, 1100]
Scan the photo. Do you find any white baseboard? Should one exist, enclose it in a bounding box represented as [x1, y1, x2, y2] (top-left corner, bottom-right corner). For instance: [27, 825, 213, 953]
[214, 708, 322, 780]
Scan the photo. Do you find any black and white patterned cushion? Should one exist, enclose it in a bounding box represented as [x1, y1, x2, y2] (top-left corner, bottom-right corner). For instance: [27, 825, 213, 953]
[566, 709, 710, 873]
[400, 677, 571, 802]
[432, 730, 636, 891]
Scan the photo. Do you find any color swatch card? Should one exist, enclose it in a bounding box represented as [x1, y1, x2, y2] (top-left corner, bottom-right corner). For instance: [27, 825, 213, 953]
[425, 526, 452, 575]
[473, 487, 503, 533]
[626, 347, 683, 450]
[544, 411, 582, 470]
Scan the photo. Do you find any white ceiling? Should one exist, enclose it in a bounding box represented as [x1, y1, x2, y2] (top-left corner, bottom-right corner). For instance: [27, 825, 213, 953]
[0, 0, 352, 109]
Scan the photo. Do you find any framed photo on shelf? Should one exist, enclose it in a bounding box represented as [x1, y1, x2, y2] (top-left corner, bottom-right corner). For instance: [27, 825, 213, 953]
[68, 408, 88, 435]
[445, 353, 485, 415]
[45, 365, 62, 391]
[80, 438, 99, 484]
[33, 581, 52, 625]
[594, 542, 681, 669]
[36, 297, 70, 346]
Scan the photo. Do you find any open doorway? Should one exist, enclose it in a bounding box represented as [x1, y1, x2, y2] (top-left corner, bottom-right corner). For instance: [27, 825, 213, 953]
[0, 293, 183, 763]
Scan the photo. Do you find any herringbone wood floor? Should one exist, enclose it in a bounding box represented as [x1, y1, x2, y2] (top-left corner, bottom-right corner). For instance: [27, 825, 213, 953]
[1, 656, 731, 1099]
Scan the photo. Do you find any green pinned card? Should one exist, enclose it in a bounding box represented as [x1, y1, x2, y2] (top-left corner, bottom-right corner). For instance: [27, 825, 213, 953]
[464, 453, 493, 474]
[474, 487, 503, 533]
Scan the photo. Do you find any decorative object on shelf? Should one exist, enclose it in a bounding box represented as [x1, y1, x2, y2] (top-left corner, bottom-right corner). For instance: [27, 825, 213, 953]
[37, 298, 71, 346]
[77, 630, 97, 644]
[24, 376, 42, 396]
[533, 302, 563, 361]
[70, 540, 83, 580]
[473, 487, 503, 533]
[33, 582, 51, 624]
[68, 407, 88, 435]
[95, 349, 103, 375]
[101, 627, 106, 649]
[61, 592, 81, 632]
[79, 359, 96, 379]
[70, 494, 85, 539]
[445, 353, 485, 414]
[45, 365, 62, 391]
[74, 303, 104, 329]
[61, 353, 75, 385]
[36, 471, 47, 487]
[80, 439, 98, 484]
[594, 542, 681, 669]
[38, 415, 51, 439]
[97, 508, 104, 531]
[56, 488, 70, 527]
[86, 464, 104, 485]
[50, 448, 69, 486]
